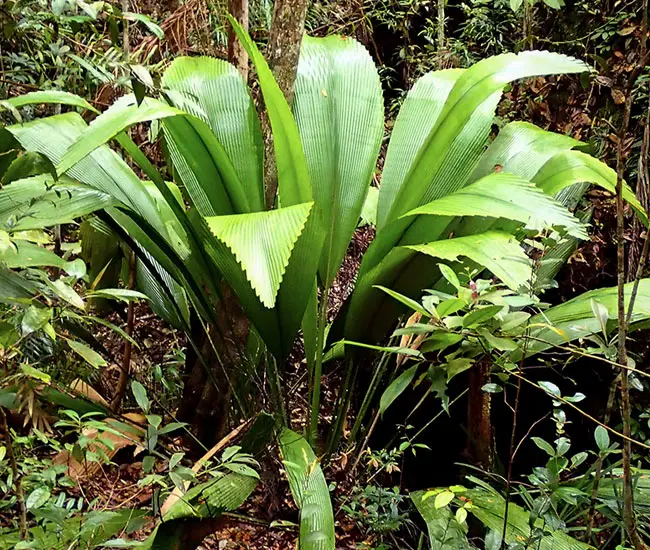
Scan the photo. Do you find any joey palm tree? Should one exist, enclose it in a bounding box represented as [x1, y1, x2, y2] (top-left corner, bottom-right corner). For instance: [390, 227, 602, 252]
[2, 22, 647, 448]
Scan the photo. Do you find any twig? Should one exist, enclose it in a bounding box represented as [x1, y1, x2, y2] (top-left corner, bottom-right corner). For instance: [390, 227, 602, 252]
[585, 374, 619, 542]
[614, 35, 650, 549]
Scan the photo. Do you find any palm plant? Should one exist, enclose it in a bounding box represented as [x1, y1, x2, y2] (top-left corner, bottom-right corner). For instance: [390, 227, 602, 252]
[1, 22, 646, 451]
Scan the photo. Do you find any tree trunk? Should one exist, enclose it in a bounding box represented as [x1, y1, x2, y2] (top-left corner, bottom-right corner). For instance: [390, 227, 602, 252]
[466, 358, 493, 470]
[437, 0, 445, 67]
[177, 286, 250, 449]
[262, 0, 309, 208]
[227, 0, 249, 82]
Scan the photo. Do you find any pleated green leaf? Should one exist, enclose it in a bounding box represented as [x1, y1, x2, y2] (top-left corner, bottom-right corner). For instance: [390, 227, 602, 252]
[2, 90, 99, 114]
[470, 121, 581, 182]
[404, 173, 587, 239]
[407, 231, 533, 293]
[533, 150, 648, 226]
[161, 56, 265, 212]
[293, 35, 383, 283]
[57, 95, 182, 175]
[344, 52, 588, 342]
[524, 279, 650, 356]
[464, 489, 594, 550]
[279, 429, 335, 550]
[381, 51, 588, 227]
[161, 115, 250, 215]
[7, 113, 166, 237]
[377, 69, 463, 230]
[228, 15, 312, 206]
[0, 175, 115, 231]
[205, 202, 313, 308]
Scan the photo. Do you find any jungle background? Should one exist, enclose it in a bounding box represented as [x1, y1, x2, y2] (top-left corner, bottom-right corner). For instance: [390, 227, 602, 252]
[2, 0, 650, 549]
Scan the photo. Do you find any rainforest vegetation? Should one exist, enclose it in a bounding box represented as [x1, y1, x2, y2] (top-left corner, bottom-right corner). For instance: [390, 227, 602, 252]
[2, 0, 650, 548]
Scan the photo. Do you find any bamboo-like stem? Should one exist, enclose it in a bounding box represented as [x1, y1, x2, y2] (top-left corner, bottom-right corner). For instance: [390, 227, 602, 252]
[307, 286, 329, 447]
[348, 350, 392, 444]
[614, 42, 650, 549]
[111, 251, 136, 413]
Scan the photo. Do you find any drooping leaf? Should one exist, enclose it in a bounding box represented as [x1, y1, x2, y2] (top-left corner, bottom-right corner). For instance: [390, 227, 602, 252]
[534, 150, 647, 226]
[57, 96, 182, 175]
[407, 232, 534, 293]
[0, 175, 116, 231]
[403, 173, 587, 239]
[8, 113, 166, 236]
[1, 90, 99, 114]
[279, 429, 335, 550]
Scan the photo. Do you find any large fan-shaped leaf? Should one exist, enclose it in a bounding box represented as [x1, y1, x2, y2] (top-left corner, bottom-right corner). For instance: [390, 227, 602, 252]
[7, 113, 166, 236]
[407, 231, 533, 293]
[377, 69, 463, 230]
[279, 429, 335, 550]
[534, 150, 648, 225]
[344, 52, 588, 342]
[0, 175, 115, 231]
[293, 35, 383, 283]
[404, 173, 587, 239]
[381, 51, 587, 227]
[162, 56, 265, 212]
[205, 203, 313, 308]
[524, 279, 650, 356]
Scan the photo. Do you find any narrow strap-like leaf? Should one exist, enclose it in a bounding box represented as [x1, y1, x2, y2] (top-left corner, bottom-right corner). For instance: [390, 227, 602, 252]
[279, 429, 335, 550]
[228, 15, 312, 206]
[293, 35, 383, 284]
